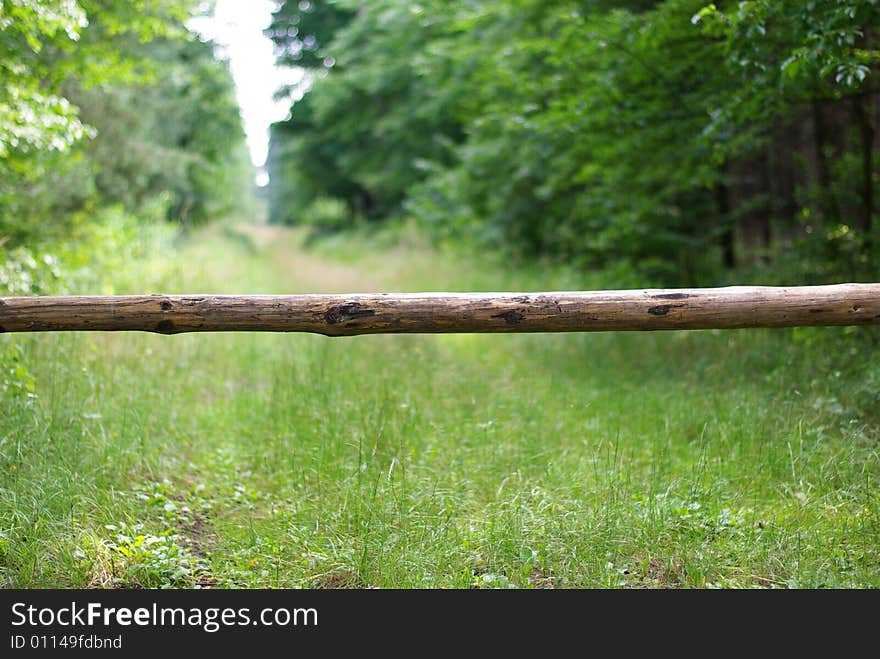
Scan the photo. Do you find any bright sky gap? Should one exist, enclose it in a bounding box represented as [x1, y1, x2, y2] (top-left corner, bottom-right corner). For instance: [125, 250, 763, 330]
[189, 0, 303, 186]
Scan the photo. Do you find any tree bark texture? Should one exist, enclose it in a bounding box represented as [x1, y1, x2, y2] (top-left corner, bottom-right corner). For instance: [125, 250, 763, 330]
[1, 285, 879, 336]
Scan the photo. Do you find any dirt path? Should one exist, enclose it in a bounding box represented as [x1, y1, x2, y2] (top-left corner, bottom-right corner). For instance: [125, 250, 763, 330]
[236, 223, 385, 293]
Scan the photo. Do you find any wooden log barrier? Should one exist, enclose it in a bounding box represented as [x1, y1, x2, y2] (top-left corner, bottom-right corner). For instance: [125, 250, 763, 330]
[1, 284, 879, 336]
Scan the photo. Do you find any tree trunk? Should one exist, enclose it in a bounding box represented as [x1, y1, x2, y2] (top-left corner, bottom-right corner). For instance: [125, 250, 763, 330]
[715, 165, 735, 269]
[758, 149, 773, 259]
[852, 90, 875, 251]
[812, 96, 841, 224]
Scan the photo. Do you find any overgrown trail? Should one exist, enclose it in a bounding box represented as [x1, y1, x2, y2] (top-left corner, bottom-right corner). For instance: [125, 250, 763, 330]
[235, 224, 385, 293]
[1, 224, 878, 589]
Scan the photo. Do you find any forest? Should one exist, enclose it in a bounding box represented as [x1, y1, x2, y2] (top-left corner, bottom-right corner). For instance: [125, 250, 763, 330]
[0, 0, 878, 591]
[268, 0, 878, 285]
[1, 0, 252, 286]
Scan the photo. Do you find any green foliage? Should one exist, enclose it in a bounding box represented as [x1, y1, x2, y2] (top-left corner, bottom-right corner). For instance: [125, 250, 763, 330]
[693, 0, 880, 145]
[267, 93, 369, 224]
[1, 201, 178, 301]
[0, 249, 68, 296]
[697, 1, 878, 91]
[268, 0, 879, 284]
[0, 0, 254, 250]
[301, 196, 355, 233]
[65, 35, 253, 225]
[266, 0, 355, 71]
[267, 0, 466, 224]
[101, 522, 204, 588]
[0, 0, 90, 156]
[0, 342, 37, 403]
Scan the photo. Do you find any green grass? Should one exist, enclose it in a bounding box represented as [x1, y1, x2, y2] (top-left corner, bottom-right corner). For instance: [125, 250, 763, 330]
[1, 224, 878, 588]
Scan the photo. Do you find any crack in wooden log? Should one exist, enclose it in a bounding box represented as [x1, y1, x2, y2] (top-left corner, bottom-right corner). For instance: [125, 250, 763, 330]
[324, 302, 376, 325]
[652, 293, 690, 300]
[491, 309, 526, 323]
[647, 304, 685, 316]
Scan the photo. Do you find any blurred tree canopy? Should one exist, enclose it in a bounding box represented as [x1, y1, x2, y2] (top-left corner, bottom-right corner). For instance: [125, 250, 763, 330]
[0, 0, 253, 246]
[268, 0, 879, 285]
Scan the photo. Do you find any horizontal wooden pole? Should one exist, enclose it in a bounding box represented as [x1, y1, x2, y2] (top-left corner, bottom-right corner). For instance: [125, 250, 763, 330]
[1, 284, 879, 336]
